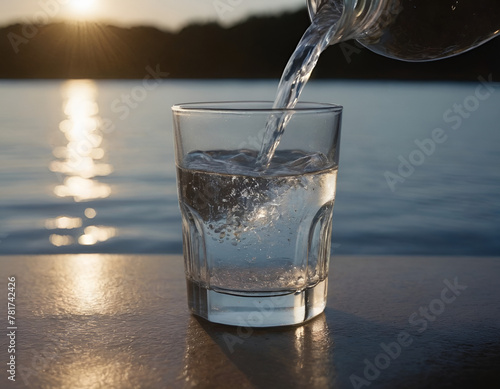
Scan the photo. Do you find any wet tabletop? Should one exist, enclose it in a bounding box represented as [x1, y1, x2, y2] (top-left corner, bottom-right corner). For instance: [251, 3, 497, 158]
[0, 255, 499, 388]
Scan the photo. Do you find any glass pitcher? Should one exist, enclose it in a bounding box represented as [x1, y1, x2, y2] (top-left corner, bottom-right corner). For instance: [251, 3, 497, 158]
[307, 0, 500, 61]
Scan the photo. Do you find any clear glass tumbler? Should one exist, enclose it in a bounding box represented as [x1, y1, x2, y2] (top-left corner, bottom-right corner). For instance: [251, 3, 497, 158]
[172, 101, 342, 327]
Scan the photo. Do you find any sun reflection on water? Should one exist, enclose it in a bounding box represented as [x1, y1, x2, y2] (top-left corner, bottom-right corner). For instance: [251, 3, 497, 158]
[79, 225, 117, 246]
[50, 80, 113, 198]
[48, 80, 117, 248]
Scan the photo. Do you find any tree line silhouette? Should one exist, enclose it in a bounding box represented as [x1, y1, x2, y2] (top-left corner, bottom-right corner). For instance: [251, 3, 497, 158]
[0, 8, 498, 80]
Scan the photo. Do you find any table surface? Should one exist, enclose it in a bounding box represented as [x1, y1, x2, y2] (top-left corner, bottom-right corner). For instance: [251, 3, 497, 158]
[0, 255, 499, 389]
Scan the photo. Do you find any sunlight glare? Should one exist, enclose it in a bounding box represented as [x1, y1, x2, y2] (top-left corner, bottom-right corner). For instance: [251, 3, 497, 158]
[69, 0, 98, 14]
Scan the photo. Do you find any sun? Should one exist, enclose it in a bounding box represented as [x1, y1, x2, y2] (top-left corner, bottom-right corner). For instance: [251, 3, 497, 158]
[69, 0, 98, 15]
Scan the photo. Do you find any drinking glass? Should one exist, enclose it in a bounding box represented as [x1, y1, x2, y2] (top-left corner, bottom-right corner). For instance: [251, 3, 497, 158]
[172, 101, 342, 327]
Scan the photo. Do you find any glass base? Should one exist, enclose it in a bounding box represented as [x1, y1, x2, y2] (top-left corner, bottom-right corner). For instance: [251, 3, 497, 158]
[186, 278, 328, 327]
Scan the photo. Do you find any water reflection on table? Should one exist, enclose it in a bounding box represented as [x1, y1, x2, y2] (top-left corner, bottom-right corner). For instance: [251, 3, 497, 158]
[2, 254, 338, 388]
[181, 314, 335, 388]
[1, 255, 499, 388]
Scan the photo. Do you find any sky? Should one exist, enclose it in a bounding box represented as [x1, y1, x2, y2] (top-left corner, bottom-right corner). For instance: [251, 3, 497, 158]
[0, 0, 306, 30]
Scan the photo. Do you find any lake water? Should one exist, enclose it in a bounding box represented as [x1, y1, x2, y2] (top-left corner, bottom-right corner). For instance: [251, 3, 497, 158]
[0, 79, 499, 256]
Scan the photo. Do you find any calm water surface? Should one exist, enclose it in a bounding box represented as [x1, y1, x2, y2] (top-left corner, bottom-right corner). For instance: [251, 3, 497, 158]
[0, 79, 499, 256]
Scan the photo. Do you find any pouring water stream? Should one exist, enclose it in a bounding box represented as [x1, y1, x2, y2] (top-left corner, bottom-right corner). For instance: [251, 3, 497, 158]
[256, 1, 344, 169]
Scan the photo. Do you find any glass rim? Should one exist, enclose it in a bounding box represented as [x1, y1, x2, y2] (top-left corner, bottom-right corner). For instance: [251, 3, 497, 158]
[172, 101, 343, 114]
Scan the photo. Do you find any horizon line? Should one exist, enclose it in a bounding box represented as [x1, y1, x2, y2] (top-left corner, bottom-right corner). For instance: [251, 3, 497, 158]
[0, 6, 308, 33]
